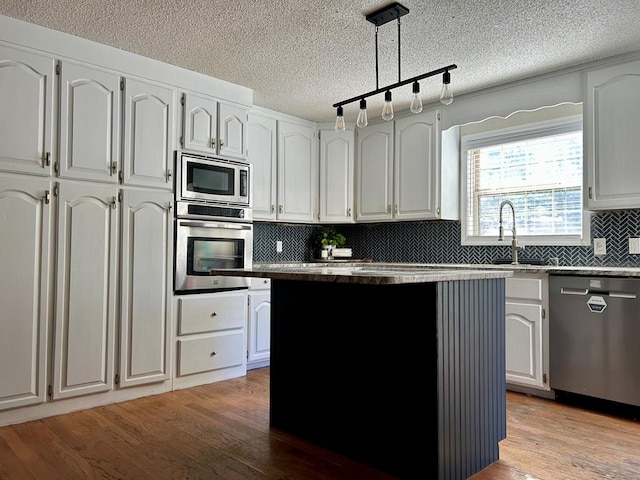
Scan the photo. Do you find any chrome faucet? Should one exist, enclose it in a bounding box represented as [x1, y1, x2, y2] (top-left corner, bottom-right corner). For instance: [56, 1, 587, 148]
[498, 200, 525, 265]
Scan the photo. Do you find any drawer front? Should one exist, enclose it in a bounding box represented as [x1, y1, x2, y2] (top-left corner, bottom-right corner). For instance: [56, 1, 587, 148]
[506, 277, 543, 301]
[177, 332, 245, 376]
[250, 277, 271, 290]
[179, 292, 246, 335]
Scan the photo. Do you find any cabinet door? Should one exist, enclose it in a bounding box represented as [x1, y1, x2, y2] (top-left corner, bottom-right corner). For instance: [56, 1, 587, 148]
[319, 129, 354, 223]
[218, 102, 247, 161]
[59, 62, 120, 183]
[183, 93, 217, 155]
[585, 58, 640, 209]
[355, 121, 393, 221]
[248, 291, 271, 365]
[247, 113, 277, 220]
[277, 120, 317, 222]
[119, 189, 173, 388]
[52, 183, 118, 399]
[123, 78, 175, 189]
[0, 176, 51, 410]
[394, 110, 439, 220]
[0, 46, 55, 176]
[505, 302, 544, 389]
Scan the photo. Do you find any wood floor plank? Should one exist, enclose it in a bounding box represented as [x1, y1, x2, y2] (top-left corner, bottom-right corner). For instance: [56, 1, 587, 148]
[0, 368, 639, 479]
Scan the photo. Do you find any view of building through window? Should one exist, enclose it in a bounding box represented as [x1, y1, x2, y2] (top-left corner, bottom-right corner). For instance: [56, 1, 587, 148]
[461, 111, 587, 245]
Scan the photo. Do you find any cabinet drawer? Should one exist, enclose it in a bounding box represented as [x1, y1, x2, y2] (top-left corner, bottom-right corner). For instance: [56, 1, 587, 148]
[250, 277, 271, 290]
[178, 292, 246, 335]
[177, 332, 244, 376]
[506, 277, 543, 301]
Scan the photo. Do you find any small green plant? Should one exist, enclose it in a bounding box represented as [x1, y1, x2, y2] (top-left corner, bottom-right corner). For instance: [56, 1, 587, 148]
[314, 226, 346, 247]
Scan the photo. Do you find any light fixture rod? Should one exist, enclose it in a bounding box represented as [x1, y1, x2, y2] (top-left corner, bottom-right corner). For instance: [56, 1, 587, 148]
[397, 17, 401, 83]
[332, 64, 458, 108]
[375, 26, 379, 90]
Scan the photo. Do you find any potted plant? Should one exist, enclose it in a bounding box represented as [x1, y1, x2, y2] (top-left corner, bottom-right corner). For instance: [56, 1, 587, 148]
[313, 226, 346, 259]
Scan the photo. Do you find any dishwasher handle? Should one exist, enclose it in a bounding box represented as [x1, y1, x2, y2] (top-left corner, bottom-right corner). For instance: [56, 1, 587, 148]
[560, 287, 637, 299]
[560, 287, 589, 295]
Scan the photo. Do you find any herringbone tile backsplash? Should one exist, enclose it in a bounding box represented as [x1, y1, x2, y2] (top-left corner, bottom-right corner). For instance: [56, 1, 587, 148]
[253, 209, 640, 267]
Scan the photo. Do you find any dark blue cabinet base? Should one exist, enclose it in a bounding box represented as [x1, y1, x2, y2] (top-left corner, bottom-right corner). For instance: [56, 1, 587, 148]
[269, 278, 506, 480]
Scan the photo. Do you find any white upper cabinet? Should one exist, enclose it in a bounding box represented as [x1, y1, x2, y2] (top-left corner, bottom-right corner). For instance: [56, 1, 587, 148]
[249, 111, 317, 222]
[394, 110, 441, 220]
[119, 189, 173, 388]
[356, 109, 456, 222]
[0, 175, 51, 411]
[248, 112, 277, 219]
[355, 121, 394, 221]
[58, 61, 120, 183]
[0, 45, 55, 177]
[319, 129, 355, 223]
[122, 77, 175, 189]
[182, 92, 247, 161]
[585, 57, 640, 209]
[52, 182, 118, 400]
[277, 119, 318, 222]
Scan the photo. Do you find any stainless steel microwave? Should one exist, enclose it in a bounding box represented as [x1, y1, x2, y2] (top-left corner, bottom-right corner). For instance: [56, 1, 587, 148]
[176, 150, 250, 206]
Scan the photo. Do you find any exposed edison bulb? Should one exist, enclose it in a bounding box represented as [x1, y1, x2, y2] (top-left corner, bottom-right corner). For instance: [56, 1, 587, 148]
[356, 99, 368, 128]
[440, 71, 453, 106]
[334, 106, 346, 132]
[410, 81, 423, 114]
[381, 90, 394, 121]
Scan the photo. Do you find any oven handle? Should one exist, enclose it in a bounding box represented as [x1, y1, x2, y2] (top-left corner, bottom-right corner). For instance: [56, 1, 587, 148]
[178, 220, 252, 230]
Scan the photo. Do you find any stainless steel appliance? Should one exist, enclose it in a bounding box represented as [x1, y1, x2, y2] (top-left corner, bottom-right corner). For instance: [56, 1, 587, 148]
[174, 150, 253, 294]
[176, 150, 250, 206]
[549, 275, 640, 407]
[174, 201, 252, 294]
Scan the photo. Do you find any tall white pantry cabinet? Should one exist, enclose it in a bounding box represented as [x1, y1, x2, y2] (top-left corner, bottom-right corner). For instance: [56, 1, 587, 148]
[0, 14, 251, 425]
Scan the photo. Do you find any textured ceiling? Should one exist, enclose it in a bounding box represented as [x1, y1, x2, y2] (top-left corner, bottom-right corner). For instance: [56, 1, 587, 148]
[2, 1, 640, 124]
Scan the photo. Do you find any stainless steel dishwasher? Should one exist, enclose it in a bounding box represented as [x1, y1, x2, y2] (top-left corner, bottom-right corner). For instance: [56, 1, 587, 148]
[549, 275, 640, 408]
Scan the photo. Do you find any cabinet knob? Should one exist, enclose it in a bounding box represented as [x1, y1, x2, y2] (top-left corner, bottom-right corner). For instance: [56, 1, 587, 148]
[271, 205, 275, 213]
[210, 351, 217, 357]
[211, 312, 217, 317]
[211, 138, 217, 149]
[220, 140, 224, 147]
[278, 205, 283, 213]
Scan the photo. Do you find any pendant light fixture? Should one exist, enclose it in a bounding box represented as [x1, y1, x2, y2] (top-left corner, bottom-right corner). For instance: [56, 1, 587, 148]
[333, 2, 457, 130]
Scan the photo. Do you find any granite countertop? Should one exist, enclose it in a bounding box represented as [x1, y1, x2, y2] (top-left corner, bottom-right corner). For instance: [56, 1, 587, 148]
[211, 262, 640, 284]
[211, 263, 513, 285]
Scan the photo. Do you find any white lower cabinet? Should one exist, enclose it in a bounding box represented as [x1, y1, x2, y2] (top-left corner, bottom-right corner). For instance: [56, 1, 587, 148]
[0, 174, 51, 410]
[52, 182, 119, 399]
[247, 278, 271, 369]
[174, 290, 247, 390]
[505, 274, 550, 394]
[118, 189, 173, 388]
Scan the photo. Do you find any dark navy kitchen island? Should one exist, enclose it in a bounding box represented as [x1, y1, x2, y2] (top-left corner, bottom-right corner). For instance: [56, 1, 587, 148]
[212, 264, 512, 479]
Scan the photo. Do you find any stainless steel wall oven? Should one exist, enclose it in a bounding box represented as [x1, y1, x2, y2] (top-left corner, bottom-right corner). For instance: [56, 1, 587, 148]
[174, 151, 252, 294]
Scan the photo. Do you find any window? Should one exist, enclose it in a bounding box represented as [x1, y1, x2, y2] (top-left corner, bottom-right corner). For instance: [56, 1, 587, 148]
[461, 111, 589, 246]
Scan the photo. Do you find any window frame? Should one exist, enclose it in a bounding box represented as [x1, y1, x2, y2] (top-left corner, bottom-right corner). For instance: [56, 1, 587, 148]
[460, 114, 590, 246]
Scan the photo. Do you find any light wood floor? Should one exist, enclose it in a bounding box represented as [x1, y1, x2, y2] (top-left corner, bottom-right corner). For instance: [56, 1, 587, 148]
[1, 367, 639, 479]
